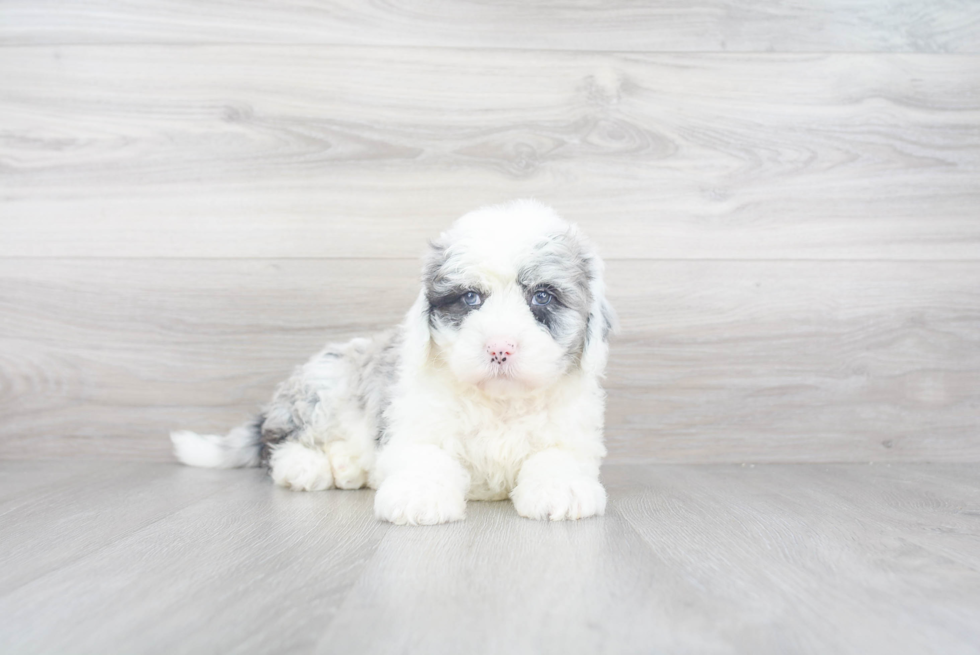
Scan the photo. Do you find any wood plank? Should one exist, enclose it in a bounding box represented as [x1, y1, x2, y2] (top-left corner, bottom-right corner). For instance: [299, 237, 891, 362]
[317, 489, 732, 655]
[1, 462, 977, 654]
[1, 1, 978, 52]
[2, 48, 979, 259]
[0, 464, 388, 654]
[0, 257, 420, 460]
[743, 464, 980, 571]
[604, 260, 980, 463]
[0, 459, 115, 507]
[0, 462, 237, 594]
[607, 463, 980, 655]
[1, 258, 977, 462]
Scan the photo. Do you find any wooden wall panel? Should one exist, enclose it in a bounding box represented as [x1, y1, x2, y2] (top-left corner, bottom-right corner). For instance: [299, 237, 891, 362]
[605, 260, 980, 462]
[2, 1, 978, 52]
[2, 48, 979, 260]
[2, 3, 977, 463]
[1, 259, 977, 462]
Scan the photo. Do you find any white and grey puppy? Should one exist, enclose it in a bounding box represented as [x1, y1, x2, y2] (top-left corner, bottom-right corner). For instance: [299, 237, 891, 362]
[172, 200, 615, 524]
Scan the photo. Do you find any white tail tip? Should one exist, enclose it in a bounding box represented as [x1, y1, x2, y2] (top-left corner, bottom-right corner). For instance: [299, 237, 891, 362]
[171, 425, 261, 469]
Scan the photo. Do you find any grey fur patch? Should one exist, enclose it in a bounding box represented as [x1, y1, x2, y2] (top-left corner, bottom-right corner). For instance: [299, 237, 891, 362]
[422, 240, 487, 332]
[427, 288, 485, 330]
[587, 295, 617, 345]
[517, 230, 595, 358]
[257, 329, 403, 463]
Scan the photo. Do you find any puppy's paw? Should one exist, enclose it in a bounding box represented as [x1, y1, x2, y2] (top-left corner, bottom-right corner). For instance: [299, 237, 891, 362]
[511, 476, 607, 521]
[269, 442, 334, 491]
[327, 440, 367, 490]
[374, 475, 466, 525]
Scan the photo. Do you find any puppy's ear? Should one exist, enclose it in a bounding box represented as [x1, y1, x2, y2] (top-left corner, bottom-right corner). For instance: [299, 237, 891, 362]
[401, 289, 432, 371]
[581, 256, 617, 376]
[400, 239, 445, 371]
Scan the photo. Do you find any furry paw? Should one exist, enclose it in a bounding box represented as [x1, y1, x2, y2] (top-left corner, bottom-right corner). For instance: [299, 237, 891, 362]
[511, 476, 607, 521]
[374, 475, 467, 525]
[269, 442, 334, 491]
[327, 440, 367, 490]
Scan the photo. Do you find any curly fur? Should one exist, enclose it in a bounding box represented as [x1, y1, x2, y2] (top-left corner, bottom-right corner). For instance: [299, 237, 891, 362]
[171, 199, 615, 524]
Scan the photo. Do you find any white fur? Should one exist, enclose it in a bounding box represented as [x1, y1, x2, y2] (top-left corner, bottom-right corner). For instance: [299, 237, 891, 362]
[370, 201, 610, 522]
[373, 444, 470, 525]
[171, 200, 613, 524]
[171, 425, 262, 469]
[328, 440, 368, 490]
[510, 449, 607, 520]
[269, 441, 334, 491]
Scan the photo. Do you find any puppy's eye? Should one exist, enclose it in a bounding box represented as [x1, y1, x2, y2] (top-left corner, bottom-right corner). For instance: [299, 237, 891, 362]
[531, 290, 553, 306]
[462, 291, 482, 306]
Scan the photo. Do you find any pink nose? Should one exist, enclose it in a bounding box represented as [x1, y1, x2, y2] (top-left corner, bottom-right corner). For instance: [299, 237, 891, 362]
[486, 339, 517, 365]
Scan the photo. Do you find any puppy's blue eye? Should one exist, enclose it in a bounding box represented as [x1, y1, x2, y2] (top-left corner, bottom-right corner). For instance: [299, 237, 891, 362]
[531, 291, 553, 306]
[462, 291, 482, 306]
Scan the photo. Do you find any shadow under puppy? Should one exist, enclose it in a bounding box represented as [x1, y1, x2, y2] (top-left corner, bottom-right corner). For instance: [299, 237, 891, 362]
[172, 200, 616, 525]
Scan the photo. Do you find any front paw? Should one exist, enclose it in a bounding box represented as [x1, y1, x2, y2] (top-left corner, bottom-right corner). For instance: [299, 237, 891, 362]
[269, 442, 334, 491]
[511, 477, 607, 521]
[374, 475, 467, 525]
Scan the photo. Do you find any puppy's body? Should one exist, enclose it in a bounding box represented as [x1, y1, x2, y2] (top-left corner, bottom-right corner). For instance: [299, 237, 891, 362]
[172, 200, 614, 524]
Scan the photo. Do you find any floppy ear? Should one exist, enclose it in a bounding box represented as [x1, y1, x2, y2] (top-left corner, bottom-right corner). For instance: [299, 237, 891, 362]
[400, 289, 433, 372]
[581, 255, 617, 376]
[399, 238, 447, 372]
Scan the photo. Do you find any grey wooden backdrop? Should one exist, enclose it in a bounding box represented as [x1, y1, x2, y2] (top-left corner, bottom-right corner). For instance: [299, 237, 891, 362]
[1, 1, 978, 463]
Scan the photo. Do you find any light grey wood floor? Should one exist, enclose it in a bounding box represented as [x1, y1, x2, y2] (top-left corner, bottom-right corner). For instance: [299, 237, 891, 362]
[1, 461, 978, 655]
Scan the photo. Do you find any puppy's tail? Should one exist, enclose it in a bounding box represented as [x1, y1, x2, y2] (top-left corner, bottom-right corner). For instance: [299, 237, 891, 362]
[170, 419, 263, 469]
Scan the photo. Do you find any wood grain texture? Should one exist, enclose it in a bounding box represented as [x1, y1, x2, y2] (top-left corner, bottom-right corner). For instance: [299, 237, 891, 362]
[607, 463, 980, 655]
[1, 258, 977, 463]
[2, 48, 979, 259]
[606, 260, 980, 462]
[319, 493, 750, 655]
[2, 3, 978, 465]
[2, 1, 979, 52]
[0, 463, 388, 654]
[1, 462, 978, 654]
[0, 258, 420, 459]
[0, 459, 119, 506]
[0, 461, 236, 595]
[732, 463, 980, 571]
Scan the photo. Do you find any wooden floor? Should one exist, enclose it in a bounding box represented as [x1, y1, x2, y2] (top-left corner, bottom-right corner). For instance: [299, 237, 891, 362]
[1, 461, 978, 655]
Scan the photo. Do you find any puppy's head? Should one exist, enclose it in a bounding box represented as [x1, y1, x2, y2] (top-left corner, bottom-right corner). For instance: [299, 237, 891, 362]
[408, 200, 614, 395]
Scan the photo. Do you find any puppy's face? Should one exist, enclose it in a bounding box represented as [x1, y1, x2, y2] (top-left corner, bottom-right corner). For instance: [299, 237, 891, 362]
[420, 201, 612, 395]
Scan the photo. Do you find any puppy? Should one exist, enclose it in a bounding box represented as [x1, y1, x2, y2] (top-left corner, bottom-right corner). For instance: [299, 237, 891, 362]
[172, 200, 615, 524]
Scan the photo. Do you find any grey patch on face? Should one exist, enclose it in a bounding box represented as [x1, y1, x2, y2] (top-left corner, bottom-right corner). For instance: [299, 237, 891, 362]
[422, 239, 486, 333]
[427, 288, 485, 330]
[527, 288, 563, 332]
[517, 230, 594, 360]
